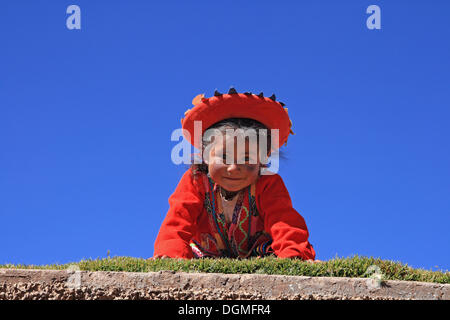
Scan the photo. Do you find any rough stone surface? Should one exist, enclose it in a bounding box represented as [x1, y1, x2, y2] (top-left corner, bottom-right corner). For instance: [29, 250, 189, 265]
[0, 269, 448, 300]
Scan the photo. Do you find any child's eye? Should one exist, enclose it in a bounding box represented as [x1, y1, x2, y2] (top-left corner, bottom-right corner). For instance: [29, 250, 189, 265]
[220, 155, 253, 163]
[222, 154, 232, 163]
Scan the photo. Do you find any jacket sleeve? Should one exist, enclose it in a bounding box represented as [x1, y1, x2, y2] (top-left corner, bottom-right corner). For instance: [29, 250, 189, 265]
[258, 174, 316, 260]
[153, 169, 204, 259]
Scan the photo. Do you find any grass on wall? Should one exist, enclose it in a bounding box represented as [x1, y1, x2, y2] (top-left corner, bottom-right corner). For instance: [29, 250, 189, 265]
[1, 255, 448, 284]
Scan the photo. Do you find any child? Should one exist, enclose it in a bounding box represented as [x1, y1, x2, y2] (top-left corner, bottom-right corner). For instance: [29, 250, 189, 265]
[153, 89, 316, 260]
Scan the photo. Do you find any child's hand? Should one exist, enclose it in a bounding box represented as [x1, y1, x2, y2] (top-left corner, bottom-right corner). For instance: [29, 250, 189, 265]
[147, 255, 186, 261]
[306, 259, 322, 264]
[147, 255, 169, 260]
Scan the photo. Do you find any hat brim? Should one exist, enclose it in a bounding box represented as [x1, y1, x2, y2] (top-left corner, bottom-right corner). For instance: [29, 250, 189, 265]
[181, 93, 291, 150]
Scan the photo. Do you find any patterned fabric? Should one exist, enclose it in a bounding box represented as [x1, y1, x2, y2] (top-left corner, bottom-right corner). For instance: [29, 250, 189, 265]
[190, 174, 274, 258]
[154, 168, 316, 260]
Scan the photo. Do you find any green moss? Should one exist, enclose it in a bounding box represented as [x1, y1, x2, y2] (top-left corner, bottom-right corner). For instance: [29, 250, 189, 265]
[1, 255, 448, 284]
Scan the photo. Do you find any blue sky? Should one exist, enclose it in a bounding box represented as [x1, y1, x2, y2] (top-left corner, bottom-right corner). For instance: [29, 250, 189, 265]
[1, 1, 449, 271]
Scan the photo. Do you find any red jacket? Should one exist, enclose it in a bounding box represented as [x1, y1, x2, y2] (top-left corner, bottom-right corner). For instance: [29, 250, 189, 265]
[154, 168, 315, 260]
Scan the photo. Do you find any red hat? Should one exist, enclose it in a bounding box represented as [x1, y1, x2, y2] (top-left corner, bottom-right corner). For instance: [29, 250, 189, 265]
[181, 88, 294, 150]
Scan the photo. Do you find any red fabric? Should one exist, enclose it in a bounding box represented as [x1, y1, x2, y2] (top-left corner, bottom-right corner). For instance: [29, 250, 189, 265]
[154, 168, 315, 260]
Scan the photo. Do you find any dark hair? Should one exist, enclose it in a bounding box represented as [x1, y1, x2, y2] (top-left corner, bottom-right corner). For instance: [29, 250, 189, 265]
[188, 118, 282, 180]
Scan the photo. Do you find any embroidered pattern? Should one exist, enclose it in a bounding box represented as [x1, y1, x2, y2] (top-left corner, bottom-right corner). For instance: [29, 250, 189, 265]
[189, 173, 273, 258]
[236, 206, 249, 255]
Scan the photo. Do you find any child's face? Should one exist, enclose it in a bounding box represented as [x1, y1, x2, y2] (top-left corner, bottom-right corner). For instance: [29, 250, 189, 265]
[207, 135, 262, 192]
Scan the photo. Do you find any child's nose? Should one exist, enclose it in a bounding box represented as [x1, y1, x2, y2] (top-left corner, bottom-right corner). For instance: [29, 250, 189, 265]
[227, 163, 240, 172]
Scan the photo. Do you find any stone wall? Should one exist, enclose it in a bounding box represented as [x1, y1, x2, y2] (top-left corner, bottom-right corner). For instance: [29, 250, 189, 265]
[0, 268, 448, 300]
